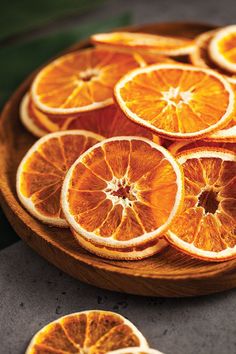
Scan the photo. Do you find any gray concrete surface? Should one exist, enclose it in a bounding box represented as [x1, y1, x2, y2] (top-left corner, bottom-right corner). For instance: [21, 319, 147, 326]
[1, 242, 236, 354]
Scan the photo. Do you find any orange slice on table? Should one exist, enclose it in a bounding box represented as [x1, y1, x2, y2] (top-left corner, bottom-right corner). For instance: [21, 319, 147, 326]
[167, 148, 236, 262]
[190, 29, 236, 83]
[209, 25, 236, 74]
[115, 63, 235, 140]
[26, 310, 148, 354]
[20, 93, 156, 141]
[169, 140, 236, 155]
[61, 137, 184, 250]
[31, 48, 146, 115]
[109, 348, 164, 354]
[16, 130, 103, 227]
[71, 228, 168, 260]
[91, 32, 195, 56]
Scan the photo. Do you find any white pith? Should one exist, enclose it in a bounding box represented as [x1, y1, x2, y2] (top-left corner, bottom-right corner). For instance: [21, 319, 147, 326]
[209, 25, 236, 74]
[161, 86, 192, 107]
[20, 93, 47, 138]
[168, 149, 236, 260]
[108, 347, 164, 354]
[62, 136, 184, 248]
[115, 63, 235, 139]
[73, 229, 168, 260]
[16, 130, 104, 227]
[25, 310, 149, 354]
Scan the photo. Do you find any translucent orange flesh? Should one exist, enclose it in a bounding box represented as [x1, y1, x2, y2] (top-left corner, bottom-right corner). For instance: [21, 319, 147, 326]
[119, 67, 231, 135]
[28, 312, 141, 354]
[218, 33, 236, 63]
[34, 49, 142, 110]
[170, 155, 236, 252]
[28, 98, 154, 140]
[20, 135, 100, 219]
[93, 32, 194, 52]
[68, 140, 178, 241]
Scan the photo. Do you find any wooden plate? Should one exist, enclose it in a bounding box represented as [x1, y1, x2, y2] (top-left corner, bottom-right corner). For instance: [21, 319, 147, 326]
[1, 22, 236, 297]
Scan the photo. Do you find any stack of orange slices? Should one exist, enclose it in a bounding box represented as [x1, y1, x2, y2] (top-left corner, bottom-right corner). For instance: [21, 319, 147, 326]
[17, 25, 236, 262]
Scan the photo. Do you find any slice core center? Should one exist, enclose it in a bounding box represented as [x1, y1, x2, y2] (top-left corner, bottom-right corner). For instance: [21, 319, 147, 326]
[79, 68, 99, 82]
[197, 188, 220, 214]
[161, 87, 192, 107]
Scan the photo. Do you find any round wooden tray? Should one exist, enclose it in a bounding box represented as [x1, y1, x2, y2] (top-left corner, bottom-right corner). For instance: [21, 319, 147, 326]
[1, 22, 236, 297]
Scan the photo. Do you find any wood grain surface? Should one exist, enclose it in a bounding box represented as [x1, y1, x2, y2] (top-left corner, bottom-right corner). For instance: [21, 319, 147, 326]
[1, 22, 236, 297]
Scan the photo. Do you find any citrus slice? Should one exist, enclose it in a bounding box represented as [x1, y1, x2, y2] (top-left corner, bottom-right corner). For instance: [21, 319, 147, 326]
[91, 32, 195, 56]
[169, 140, 236, 155]
[16, 130, 103, 227]
[167, 148, 236, 261]
[63, 105, 155, 140]
[31, 48, 144, 115]
[209, 25, 236, 74]
[115, 63, 235, 140]
[21, 93, 155, 141]
[26, 310, 148, 354]
[190, 29, 236, 83]
[205, 82, 236, 142]
[62, 137, 184, 248]
[20, 93, 48, 137]
[108, 347, 164, 354]
[71, 228, 168, 260]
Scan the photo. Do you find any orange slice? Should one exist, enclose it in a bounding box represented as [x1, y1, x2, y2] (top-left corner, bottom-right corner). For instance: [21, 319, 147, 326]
[31, 48, 145, 115]
[16, 131, 103, 227]
[20, 93, 48, 137]
[20, 93, 156, 141]
[209, 25, 236, 74]
[205, 82, 236, 142]
[115, 63, 235, 140]
[61, 137, 184, 248]
[26, 310, 148, 354]
[91, 32, 195, 56]
[71, 228, 168, 260]
[109, 348, 164, 354]
[167, 148, 236, 261]
[169, 140, 236, 155]
[190, 29, 236, 83]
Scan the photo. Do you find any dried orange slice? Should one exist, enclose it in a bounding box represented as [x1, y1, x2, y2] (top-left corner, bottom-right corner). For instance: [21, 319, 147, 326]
[91, 32, 195, 56]
[64, 105, 155, 140]
[20, 93, 155, 141]
[205, 82, 236, 142]
[115, 63, 235, 140]
[20, 93, 48, 137]
[62, 137, 184, 249]
[17, 131, 103, 227]
[71, 228, 168, 260]
[167, 148, 236, 261]
[109, 348, 164, 354]
[190, 29, 236, 83]
[26, 310, 148, 354]
[31, 48, 144, 115]
[169, 140, 236, 155]
[209, 25, 236, 74]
